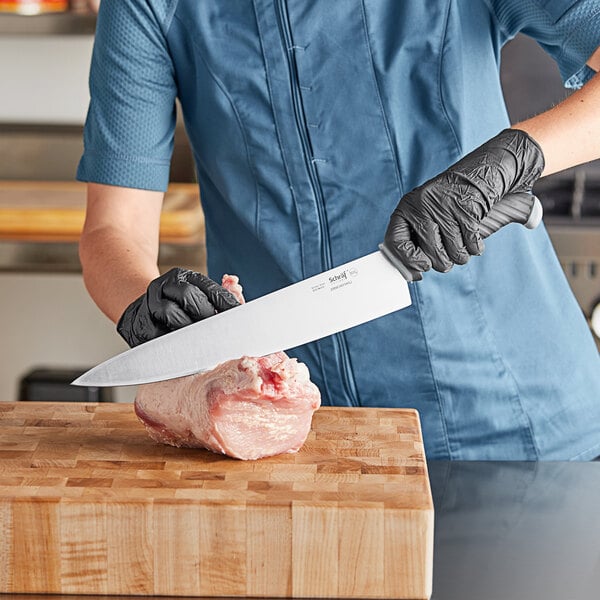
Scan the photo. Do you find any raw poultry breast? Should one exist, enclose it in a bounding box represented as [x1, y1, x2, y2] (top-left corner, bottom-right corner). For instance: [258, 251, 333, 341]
[134, 275, 321, 460]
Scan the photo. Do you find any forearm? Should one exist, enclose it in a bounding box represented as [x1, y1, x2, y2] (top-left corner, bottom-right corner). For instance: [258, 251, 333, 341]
[80, 227, 159, 323]
[516, 49, 600, 176]
[79, 184, 163, 324]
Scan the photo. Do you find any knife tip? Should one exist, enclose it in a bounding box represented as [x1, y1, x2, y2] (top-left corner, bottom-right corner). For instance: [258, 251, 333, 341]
[71, 375, 87, 387]
[72, 369, 103, 387]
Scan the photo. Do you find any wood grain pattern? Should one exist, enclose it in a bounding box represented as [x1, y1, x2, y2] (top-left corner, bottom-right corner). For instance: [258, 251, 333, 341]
[0, 402, 433, 599]
[0, 181, 204, 242]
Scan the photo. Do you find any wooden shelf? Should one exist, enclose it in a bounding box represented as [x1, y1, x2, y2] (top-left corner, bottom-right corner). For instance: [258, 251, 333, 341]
[0, 181, 207, 273]
[0, 180, 204, 242]
[0, 12, 96, 35]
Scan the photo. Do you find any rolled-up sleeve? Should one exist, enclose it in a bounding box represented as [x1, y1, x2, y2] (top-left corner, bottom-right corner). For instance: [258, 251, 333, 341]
[77, 0, 177, 192]
[488, 0, 600, 88]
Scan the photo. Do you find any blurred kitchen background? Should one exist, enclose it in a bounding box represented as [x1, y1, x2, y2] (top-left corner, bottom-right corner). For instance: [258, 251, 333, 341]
[0, 2, 598, 403]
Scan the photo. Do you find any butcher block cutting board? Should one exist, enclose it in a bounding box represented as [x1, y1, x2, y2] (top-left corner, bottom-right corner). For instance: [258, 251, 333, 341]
[0, 402, 433, 599]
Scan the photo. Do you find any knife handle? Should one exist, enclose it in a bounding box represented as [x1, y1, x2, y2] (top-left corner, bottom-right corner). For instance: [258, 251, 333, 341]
[379, 192, 543, 283]
[479, 192, 543, 239]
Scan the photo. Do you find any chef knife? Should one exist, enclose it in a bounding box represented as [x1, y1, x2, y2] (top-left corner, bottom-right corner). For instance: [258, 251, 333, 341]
[73, 192, 542, 387]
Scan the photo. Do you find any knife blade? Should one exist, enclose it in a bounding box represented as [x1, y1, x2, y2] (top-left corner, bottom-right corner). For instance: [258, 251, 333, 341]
[72, 250, 411, 387]
[73, 191, 542, 388]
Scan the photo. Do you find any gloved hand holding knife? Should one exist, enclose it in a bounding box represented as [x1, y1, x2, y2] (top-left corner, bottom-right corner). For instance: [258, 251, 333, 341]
[383, 128, 545, 281]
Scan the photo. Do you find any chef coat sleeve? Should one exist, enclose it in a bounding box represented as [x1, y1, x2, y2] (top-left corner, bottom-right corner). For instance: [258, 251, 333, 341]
[76, 0, 177, 192]
[488, 0, 600, 88]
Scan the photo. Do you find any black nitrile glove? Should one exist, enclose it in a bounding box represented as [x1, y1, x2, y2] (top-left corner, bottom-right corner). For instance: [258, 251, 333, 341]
[383, 129, 545, 280]
[117, 268, 240, 347]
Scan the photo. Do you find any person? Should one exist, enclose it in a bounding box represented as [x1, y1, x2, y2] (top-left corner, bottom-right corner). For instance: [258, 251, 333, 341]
[77, 0, 600, 460]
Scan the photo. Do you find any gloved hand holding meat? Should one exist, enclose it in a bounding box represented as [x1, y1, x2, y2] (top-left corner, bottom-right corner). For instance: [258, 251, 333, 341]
[117, 267, 240, 347]
[134, 275, 321, 460]
[383, 128, 545, 281]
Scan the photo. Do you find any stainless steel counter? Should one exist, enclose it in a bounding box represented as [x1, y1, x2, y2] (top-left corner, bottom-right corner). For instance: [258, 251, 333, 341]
[429, 461, 600, 600]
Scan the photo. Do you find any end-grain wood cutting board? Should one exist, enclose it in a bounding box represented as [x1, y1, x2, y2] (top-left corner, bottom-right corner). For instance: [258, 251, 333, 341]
[0, 402, 433, 599]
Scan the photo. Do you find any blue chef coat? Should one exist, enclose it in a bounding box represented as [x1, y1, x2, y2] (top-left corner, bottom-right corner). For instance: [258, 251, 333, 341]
[78, 0, 600, 460]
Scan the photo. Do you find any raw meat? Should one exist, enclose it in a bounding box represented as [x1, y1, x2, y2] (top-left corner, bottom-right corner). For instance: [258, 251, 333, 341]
[221, 273, 244, 304]
[134, 275, 321, 460]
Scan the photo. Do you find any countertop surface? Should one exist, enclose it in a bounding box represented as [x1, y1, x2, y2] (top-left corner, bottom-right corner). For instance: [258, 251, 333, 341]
[2, 461, 599, 600]
[428, 461, 600, 600]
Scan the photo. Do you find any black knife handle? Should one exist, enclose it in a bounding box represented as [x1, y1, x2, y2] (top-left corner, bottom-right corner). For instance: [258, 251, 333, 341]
[479, 192, 543, 239]
[379, 192, 543, 282]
